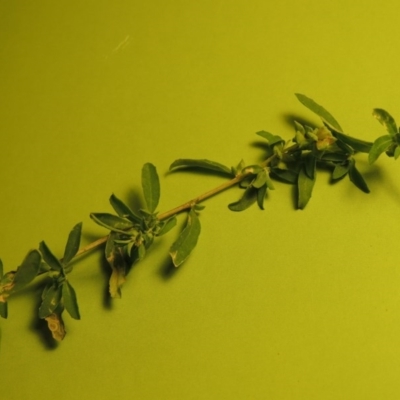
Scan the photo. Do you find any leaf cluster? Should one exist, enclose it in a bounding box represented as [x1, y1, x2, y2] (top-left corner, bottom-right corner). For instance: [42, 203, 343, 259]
[91, 163, 201, 298]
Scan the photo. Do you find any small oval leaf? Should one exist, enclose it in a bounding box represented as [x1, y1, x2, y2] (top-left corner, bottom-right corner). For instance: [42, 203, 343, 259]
[297, 165, 316, 209]
[90, 213, 135, 234]
[63, 223, 82, 266]
[12, 249, 41, 292]
[228, 186, 258, 212]
[39, 241, 62, 273]
[169, 159, 233, 176]
[142, 163, 160, 213]
[169, 209, 201, 267]
[62, 280, 80, 320]
[368, 135, 393, 164]
[348, 159, 370, 193]
[109, 194, 141, 223]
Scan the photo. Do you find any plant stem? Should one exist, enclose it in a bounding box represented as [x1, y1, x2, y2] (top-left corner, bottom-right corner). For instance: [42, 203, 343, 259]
[73, 154, 280, 259]
[158, 174, 245, 220]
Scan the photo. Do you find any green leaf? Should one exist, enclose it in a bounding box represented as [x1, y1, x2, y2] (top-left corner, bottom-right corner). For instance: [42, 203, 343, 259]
[394, 145, 400, 160]
[297, 164, 316, 209]
[329, 127, 372, 153]
[63, 222, 82, 267]
[62, 280, 80, 320]
[0, 301, 7, 318]
[141, 163, 160, 213]
[90, 213, 136, 234]
[138, 243, 146, 261]
[321, 152, 349, 162]
[109, 194, 141, 223]
[368, 135, 393, 164]
[232, 159, 246, 175]
[295, 93, 342, 131]
[169, 159, 233, 176]
[304, 155, 316, 180]
[257, 184, 267, 210]
[348, 159, 370, 193]
[255, 131, 285, 146]
[39, 283, 62, 319]
[169, 209, 201, 267]
[271, 168, 298, 184]
[373, 108, 397, 136]
[252, 170, 267, 188]
[12, 249, 41, 292]
[39, 241, 62, 273]
[228, 186, 258, 211]
[0, 259, 3, 279]
[156, 216, 177, 236]
[332, 163, 350, 180]
[105, 233, 128, 298]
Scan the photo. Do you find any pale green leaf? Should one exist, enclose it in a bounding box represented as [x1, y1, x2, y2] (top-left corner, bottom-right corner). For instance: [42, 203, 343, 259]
[90, 213, 136, 234]
[329, 127, 372, 153]
[39, 283, 62, 319]
[109, 194, 141, 223]
[63, 222, 82, 266]
[332, 163, 349, 180]
[297, 165, 316, 209]
[39, 241, 62, 273]
[255, 131, 285, 146]
[12, 249, 41, 292]
[252, 170, 267, 188]
[169, 209, 201, 267]
[228, 186, 258, 211]
[156, 216, 177, 236]
[394, 145, 400, 160]
[368, 135, 393, 164]
[373, 108, 397, 136]
[62, 280, 80, 320]
[295, 93, 342, 131]
[348, 159, 370, 193]
[142, 163, 160, 213]
[169, 159, 233, 176]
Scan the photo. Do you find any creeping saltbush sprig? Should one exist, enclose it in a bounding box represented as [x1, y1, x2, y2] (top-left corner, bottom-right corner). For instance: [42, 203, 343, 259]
[1, 94, 398, 344]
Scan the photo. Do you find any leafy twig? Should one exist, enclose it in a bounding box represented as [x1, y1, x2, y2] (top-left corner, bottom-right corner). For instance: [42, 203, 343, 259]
[1, 93, 399, 344]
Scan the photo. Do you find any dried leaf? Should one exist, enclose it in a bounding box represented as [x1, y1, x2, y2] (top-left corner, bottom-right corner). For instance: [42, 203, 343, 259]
[373, 108, 397, 136]
[105, 233, 128, 298]
[44, 312, 66, 341]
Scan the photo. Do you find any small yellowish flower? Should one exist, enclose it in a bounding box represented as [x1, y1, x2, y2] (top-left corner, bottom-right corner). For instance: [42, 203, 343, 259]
[314, 126, 336, 150]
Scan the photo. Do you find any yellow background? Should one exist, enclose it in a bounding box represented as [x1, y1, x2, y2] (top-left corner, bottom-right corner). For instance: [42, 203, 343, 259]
[1, 1, 400, 399]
